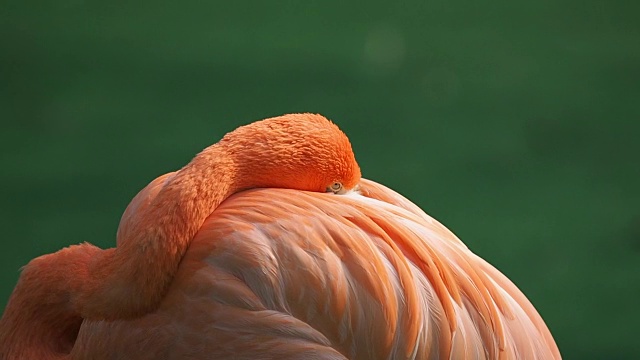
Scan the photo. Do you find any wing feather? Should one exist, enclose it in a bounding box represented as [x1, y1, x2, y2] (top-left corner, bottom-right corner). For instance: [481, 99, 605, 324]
[72, 178, 560, 359]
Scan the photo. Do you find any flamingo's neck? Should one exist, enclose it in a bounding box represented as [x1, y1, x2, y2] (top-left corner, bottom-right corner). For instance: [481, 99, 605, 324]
[0, 144, 243, 358]
[0, 244, 101, 360]
[79, 143, 242, 320]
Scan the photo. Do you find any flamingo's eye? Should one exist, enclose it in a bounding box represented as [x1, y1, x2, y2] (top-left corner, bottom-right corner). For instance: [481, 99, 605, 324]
[326, 182, 343, 194]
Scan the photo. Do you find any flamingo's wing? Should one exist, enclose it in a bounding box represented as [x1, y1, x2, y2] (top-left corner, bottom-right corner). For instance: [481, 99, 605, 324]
[72, 179, 560, 360]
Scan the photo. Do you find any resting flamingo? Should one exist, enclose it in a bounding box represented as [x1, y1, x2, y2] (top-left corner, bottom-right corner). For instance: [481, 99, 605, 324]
[0, 113, 561, 359]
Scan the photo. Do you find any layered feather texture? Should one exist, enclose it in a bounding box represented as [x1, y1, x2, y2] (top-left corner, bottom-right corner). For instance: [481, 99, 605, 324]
[70, 178, 560, 359]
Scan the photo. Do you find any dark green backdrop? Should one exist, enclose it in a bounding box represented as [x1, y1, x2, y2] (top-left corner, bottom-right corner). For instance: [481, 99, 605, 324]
[2, 1, 638, 358]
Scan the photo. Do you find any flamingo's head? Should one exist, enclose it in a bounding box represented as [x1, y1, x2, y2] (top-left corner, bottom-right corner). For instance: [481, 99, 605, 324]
[221, 113, 361, 194]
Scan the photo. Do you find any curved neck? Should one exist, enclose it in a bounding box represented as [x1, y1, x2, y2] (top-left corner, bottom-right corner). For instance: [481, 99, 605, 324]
[79, 143, 244, 319]
[0, 244, 100, 360]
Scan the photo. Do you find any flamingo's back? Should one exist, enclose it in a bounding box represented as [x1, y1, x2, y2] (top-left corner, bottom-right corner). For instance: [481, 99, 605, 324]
[71, 179, 560, 359]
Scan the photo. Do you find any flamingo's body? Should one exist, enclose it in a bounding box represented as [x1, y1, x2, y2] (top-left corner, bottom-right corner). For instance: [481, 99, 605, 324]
[0, 114, 560, 359]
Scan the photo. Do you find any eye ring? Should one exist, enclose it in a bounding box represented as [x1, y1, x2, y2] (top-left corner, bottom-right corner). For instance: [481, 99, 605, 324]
[327, 182, 343, 194]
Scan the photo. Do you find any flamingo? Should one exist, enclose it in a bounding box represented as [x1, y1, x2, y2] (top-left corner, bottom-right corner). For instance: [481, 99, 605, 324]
[0, 113, 561, 359]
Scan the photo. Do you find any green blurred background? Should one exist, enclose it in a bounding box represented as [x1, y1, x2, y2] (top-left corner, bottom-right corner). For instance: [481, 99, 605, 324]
[1, 1, 638, 358]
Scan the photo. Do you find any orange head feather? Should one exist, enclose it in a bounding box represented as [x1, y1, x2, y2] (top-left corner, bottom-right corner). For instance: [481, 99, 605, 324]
[219, 113, 361, 193]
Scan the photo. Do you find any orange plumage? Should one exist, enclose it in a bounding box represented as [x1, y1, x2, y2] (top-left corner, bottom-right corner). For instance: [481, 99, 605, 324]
[0, 114, 560, 359]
